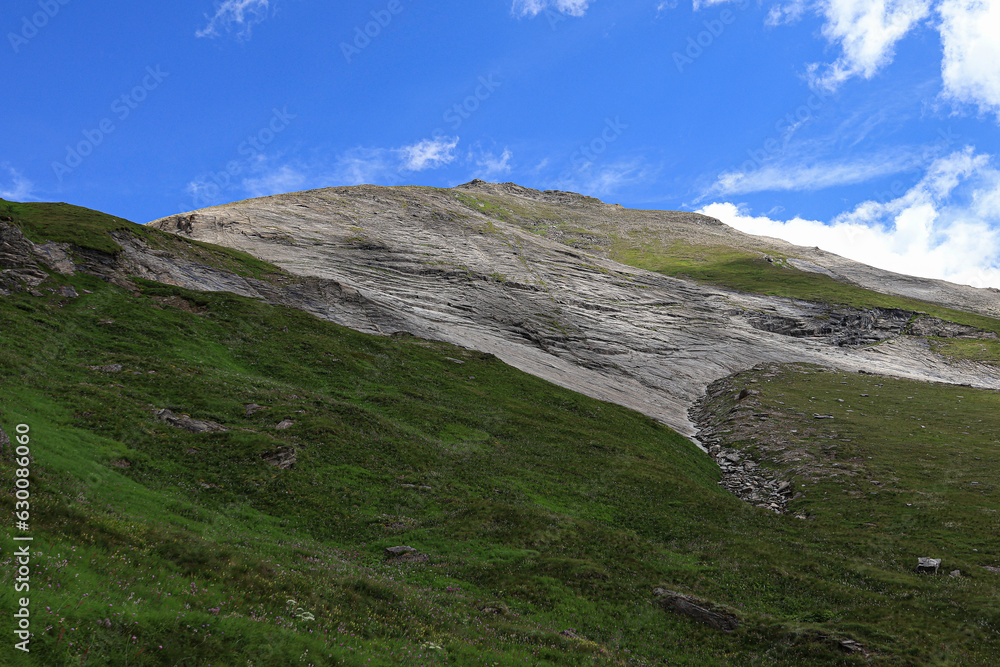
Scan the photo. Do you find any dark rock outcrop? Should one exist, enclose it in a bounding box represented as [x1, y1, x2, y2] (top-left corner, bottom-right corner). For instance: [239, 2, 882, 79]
[155, 408, 228, 434]
[653, 588, 739, 633]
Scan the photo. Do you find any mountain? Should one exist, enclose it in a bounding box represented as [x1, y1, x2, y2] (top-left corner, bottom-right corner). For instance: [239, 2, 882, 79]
[1, 189, 999, 665]
[149, 180, 1000, 437]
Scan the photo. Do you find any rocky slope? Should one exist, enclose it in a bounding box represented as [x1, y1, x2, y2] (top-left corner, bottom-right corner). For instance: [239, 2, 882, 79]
[146, 182, 1000, 439]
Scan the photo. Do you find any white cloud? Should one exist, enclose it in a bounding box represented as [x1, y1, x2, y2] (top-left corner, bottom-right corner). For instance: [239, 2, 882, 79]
[656, 0, 679, 14]
[766, 0, 809, 25]
[706, 149, 927, 196]
[196, 0, 271, 40]
[471, 148, 513, 179]
[938, 0, 1000, 118]
[698, 148, 1000, 288]
[182, 136, 463, 209]
[807, 0, 932, 91]
[692, 0, 743, 9]
[512, 0, 592, 18]
[397, 137, 460, 172]
[0, 166, 34, 201]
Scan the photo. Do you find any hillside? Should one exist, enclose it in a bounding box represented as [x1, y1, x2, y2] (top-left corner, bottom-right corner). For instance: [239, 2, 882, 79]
[149, 181, 1000, 438]
[1, 194, 999, 665]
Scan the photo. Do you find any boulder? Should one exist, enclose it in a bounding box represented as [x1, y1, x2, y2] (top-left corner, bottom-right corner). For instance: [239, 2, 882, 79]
[156, 408, 228, 434]
[262, 447, 296, 469]
[244, 403, 267, 417]
[916, 557, 941, 574]
[653, 588, 739, 633]
[89, 363, 123, 373]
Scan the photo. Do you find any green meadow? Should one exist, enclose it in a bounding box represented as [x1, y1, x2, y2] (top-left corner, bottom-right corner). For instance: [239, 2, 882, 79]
[0, 202, 998, 665]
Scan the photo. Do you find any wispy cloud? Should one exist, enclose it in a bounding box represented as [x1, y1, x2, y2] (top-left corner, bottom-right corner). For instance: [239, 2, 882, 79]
[242, 164, 307, 198]
[512, 0, 592, 18]
[397, 137, 460, 172]
[0, 166, 34, 201]
[329, 147, 396, 186]
[692, 0, 743, 9]
[196, 0, 271, 40]
[470, 147, 514, 179]
[765, 0, 808, 26]
[938, 0, 1000, 120]
[655, 0, 679, 15]
[554, 158, 652, 197]
[699, 148, 1000, 288]
[320, 137, 462, 187]
[183, 136, 466, 208]
[705, 149, 926, 197]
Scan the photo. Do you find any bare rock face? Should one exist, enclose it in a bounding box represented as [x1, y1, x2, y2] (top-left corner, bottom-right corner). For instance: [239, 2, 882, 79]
[145, 183, 1000, 439]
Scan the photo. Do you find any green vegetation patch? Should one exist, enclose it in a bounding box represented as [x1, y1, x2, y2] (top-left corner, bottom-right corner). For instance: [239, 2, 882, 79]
[2, 199, 138, 254]
[696, 362, 1000, 664]
[616, 239, 1000, 336]
[2, 198, 293, 282]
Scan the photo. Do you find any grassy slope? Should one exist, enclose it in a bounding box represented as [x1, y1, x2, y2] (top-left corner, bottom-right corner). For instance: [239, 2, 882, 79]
[0, 201, 996, 665]
[697, 363, 1000, 665]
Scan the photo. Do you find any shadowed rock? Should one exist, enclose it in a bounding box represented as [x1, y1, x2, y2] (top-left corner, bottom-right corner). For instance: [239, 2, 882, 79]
[917, 557, 942, 574]
[262, 447, 296, 469]
[653, 588, 739, 633]
[156, 408, 228, 434]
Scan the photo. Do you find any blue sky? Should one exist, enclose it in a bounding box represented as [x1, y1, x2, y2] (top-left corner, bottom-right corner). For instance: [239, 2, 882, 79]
[3, 0, 1000, 287]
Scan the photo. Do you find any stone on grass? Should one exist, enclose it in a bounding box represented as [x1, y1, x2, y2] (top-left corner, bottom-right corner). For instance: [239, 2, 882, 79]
[88, 363, 123, 373]
[156, 408, 228, 434]
[653, 588, 739, 633]
[384, 545, 429, 563]
[916, 557, 941, 574]
[244, 403, 267, 417]
[262, 448, 296, 469]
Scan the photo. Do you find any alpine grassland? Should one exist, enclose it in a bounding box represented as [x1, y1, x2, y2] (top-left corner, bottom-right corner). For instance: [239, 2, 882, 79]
[0, 201, 998, 665]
